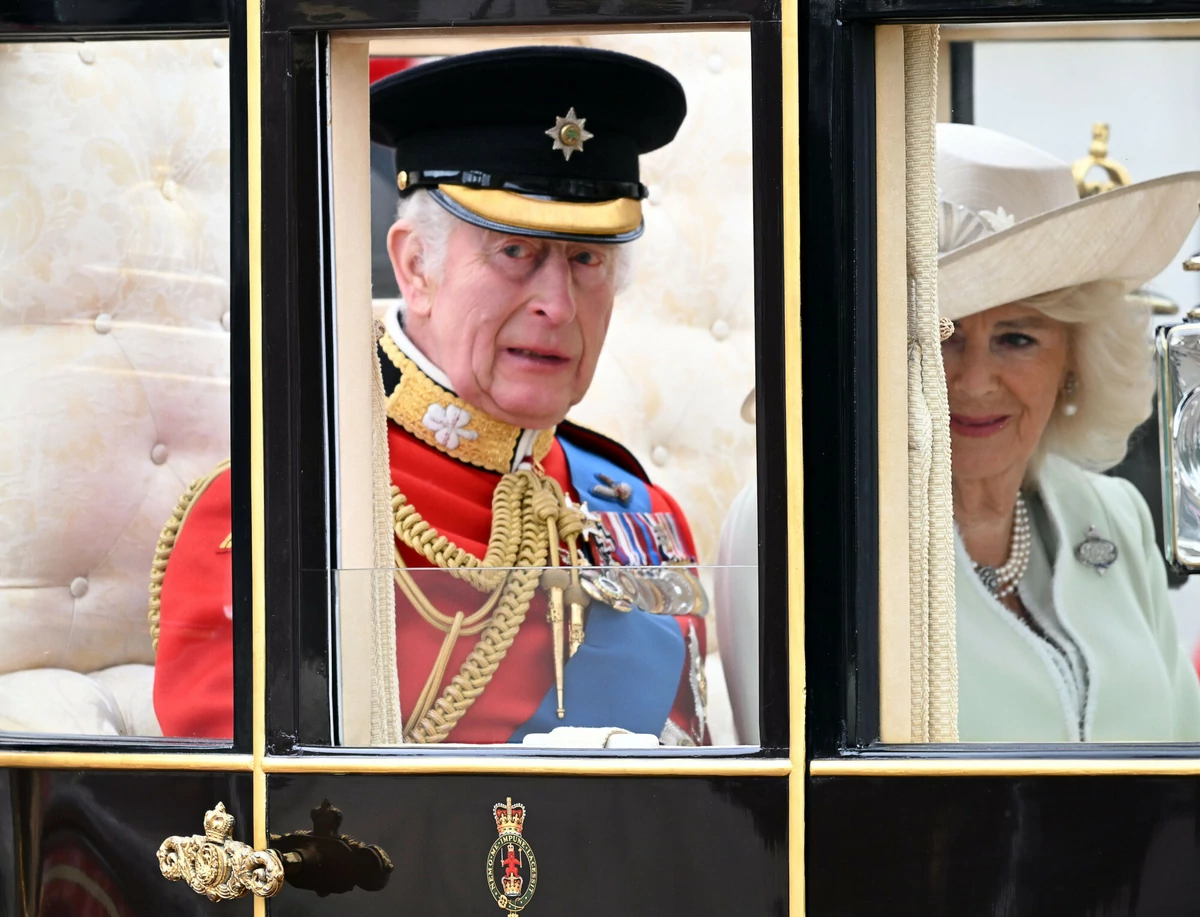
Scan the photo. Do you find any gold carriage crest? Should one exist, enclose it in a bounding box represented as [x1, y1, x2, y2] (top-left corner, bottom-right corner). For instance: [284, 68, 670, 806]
[486, 798, 538, 913]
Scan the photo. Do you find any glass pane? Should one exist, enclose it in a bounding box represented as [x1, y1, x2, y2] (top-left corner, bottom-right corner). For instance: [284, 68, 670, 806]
[926, 26, 1200, 742]
[325, 31, 761, 750]
[328, 565, 755, 749]
[0, 39, 232, 738]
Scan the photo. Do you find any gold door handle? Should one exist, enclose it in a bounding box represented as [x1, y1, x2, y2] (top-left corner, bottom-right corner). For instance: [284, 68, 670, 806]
[156, 802, 290, 900]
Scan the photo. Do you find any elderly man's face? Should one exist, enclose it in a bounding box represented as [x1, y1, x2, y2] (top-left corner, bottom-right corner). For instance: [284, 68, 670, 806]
[392, 219, 618, 430]
[942, 303, 1071, 485]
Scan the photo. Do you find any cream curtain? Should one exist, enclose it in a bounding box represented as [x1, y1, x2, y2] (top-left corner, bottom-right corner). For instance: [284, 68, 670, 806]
[905, 25, 958, 742]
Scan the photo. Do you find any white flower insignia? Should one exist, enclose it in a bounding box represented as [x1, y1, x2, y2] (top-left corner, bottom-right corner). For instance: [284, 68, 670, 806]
[422, 403, 478, 450]
[939, 198, 1018, 253]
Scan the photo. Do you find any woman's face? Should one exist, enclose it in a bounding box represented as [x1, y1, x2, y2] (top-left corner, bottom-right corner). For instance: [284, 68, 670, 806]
[942, 302, 1072, 486]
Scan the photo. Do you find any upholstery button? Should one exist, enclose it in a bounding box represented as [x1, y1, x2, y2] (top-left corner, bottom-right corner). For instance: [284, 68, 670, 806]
[711, 319, 731, 341]
[707, 53, 724, 74]
[161, 179, 178, 201]
[151, 443, 169, 465]
[94, 313, 113, 334]
[651, 445, 670, 467]
[212, 48, 226, 68]
[78, 47, 96, 65]
[69, 577, 89, 598]
[221, 311, 231, 332]
[645, 185, 658, 206]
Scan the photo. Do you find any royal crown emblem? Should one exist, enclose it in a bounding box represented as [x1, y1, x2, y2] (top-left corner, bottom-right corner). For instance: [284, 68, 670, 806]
[486, 798, 538, 913]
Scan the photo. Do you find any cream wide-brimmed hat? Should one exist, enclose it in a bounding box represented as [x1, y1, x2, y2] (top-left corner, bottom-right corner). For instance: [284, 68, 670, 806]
[937, 122, 1200, 321]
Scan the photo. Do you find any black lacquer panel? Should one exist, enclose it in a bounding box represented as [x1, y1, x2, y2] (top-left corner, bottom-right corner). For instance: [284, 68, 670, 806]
[808, 775, 1200, 917]
[262, 0, 776, 32]
[839, 0, 1200, 24]
[801, 4, 880, 755]
[0, 0, 229, 35]
[268, 774, 788, 916]
[0, 769, 254, 916]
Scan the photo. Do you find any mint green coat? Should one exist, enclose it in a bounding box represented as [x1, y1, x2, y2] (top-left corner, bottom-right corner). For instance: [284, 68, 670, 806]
[957, 454, 1200, 742]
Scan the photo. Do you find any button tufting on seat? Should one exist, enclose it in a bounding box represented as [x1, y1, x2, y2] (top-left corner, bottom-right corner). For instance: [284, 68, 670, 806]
[707, 53, 724, 74]
[710, 319, 730, 341]
[78, 47, 96, 65]
[212, 48, 226, 68]
[94, 313, 113, 334]
[221, 311, 231, 332]
[151, 444, 169, 465]
[161, 179, 178, 201]
[69, 577, 89, 598]
[651, 445, 670, 467]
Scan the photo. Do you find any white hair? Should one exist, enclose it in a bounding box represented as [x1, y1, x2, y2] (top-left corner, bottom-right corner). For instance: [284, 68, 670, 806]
[1027, 280, 1154, 474]
[394, 188, 636, 292]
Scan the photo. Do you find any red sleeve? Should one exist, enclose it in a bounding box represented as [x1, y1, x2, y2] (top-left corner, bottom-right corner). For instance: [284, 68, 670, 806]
[152, 468, 234, 739]
[650, 483, 711, 745]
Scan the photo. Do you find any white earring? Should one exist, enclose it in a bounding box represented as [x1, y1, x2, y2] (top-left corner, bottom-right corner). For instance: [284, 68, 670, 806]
[1063, 372, 1079, 417]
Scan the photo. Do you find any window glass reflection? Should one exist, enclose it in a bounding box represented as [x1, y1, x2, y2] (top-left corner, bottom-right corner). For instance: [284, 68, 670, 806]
[0, 39, 232, 738]
[940, 34, 1200, 741]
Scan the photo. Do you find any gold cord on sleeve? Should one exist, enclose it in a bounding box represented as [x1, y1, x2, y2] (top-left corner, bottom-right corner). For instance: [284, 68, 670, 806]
[148, 460, 231, 654]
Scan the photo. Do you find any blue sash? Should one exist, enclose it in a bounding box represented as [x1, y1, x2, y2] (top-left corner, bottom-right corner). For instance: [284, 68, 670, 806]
[507, 435, 685, 741]
[558, 437, 653, 514]
[507, 604, 684, 741]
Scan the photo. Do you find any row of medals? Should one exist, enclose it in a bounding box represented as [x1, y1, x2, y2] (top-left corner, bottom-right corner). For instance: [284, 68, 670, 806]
[577, 566, 709, 618]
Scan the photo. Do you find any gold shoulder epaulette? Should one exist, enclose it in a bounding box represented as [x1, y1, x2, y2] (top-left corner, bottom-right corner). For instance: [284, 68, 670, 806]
[148, 460, 231, 653]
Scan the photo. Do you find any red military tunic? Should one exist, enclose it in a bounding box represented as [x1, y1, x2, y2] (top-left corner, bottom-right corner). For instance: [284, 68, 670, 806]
[153, 466, 234, 738]
[154, 375, 708, 744]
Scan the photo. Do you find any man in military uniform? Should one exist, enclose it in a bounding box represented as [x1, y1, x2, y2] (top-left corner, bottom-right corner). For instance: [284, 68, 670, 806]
[152, 46, 709, 746]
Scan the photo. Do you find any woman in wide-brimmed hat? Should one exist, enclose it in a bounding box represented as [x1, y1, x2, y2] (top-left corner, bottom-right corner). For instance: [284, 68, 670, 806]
[940, 123, 1200, 742]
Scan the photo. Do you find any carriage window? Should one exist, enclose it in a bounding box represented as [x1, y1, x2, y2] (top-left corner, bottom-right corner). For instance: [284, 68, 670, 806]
[0, 39, 233, 739]
[881, 22, 1200, 744]
[321, 31, 761, 750]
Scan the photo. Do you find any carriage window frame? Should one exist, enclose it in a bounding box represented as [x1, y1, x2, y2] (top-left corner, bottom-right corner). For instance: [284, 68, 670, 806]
[258, 12, 798, 762]
[807, 10, 1200, 766]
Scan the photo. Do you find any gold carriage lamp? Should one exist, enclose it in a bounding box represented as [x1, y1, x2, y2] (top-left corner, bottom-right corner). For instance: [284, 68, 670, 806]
[1156, 313, 1200, 570]
[1153, 239, 1200, 568]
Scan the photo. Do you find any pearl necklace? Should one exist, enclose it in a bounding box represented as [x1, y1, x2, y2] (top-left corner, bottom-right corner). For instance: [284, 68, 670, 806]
[973, 494, 1032, 599]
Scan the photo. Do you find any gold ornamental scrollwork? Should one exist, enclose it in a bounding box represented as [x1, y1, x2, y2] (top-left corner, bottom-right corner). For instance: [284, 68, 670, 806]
[157, 802, 286, 900]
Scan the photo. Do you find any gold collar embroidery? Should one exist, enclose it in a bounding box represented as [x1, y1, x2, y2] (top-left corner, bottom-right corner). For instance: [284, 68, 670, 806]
[380, 332, 555, 474]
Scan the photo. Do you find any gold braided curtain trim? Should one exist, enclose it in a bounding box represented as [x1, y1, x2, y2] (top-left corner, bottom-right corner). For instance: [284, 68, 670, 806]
[147, 460, 231, 654]
[371, 320, 403, 745]
[904, 24, 958, 743]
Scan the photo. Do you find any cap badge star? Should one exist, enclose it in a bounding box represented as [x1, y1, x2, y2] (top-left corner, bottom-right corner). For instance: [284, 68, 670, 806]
[545, 107, 593, 161]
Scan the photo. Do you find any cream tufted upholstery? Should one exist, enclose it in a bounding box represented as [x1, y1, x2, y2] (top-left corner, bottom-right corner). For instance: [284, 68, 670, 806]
[0, 39, 231, 735]
[569, 33, 757, 571]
